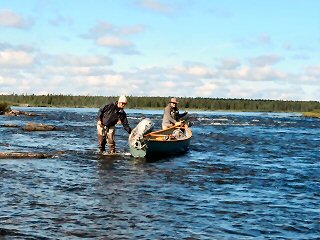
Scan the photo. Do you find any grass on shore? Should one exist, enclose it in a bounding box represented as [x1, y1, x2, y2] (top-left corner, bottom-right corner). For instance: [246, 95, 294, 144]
[0, 102, 11, 113]
[303, 110, 320, 118]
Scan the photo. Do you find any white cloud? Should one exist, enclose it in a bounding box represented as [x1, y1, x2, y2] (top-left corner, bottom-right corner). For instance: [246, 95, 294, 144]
[225, 82, 305, 100]
[226, 84, 254, 99]
[249, 54, 283, 67]
[218, 58, 240, 70]
[283, 42, 293, 50]
[236, 66, 250, 79]
[0, 42, 36, 52]
[161, 81, 176, 88]
[258, 32, 272, 45]
[0, 43, 318, 100]
[86, 74, 125, 87]
[236, 33, 273, 48]
[186, 66, 212, 77]
[51, 54, 113, 67]
[174, 65, 214, 78]
[138, 0, 173, 14]
[97, 36, 133, 48]
[220, 65, 287, 82]
[86, 21, 145, 38]
[86, 21, 115, 38]
[305, 65, 320, 77]
[120, 25, 145, 35]
[195, 81, 219, 97]
[249, 66, 287, 81]
[83, 21, 143, 54]
[0, 50, 34, 67]
[0, 10, 32, 29]
[49, 14, 73, 27]
[0, 75, 16, 85]
[29, 53, 115, 78]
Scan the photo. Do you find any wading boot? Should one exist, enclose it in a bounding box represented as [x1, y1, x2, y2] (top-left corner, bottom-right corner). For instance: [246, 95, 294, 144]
[108, 144, 116, 154]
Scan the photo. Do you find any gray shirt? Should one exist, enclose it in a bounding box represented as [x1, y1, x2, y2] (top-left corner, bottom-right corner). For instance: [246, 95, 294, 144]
[162, 103, 178, 128]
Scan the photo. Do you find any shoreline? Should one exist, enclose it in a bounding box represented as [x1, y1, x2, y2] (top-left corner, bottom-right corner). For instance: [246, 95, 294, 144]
[11, 104, 314, 115]
[1, 102, 319, 117]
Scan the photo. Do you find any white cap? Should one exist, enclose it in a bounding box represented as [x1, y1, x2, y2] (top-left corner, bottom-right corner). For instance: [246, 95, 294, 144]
[118, 95, 127, 103]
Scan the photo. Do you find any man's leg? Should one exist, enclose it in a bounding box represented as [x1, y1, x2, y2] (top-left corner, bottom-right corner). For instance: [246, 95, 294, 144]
[97, 122, 107, 153]
[98, 135, 107, 153]
[107, 126, 116, 153]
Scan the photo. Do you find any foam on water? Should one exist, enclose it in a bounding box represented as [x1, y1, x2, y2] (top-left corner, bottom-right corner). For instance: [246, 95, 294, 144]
[0, 107, 319, 239]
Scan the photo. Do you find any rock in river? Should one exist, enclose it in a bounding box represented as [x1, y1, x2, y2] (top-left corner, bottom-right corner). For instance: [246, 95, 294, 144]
[0, 152, 53, 159]
[23, 122, 56, 131]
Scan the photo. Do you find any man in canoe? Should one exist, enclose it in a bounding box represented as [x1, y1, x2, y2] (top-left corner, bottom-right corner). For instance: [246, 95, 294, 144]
[162, 97, 188, 129]
[97, 95, 132, 154]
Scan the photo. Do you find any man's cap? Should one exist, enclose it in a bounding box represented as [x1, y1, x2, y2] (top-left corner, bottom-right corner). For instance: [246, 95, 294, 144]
[118, 95, 127, 103]
[170, 97, 179, 104]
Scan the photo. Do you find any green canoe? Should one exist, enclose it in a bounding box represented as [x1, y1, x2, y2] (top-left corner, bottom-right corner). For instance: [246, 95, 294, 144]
[130, 124, 192, 158]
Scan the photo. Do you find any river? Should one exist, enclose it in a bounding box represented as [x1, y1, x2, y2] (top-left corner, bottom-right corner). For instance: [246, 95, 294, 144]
[0, 107, 319, 239]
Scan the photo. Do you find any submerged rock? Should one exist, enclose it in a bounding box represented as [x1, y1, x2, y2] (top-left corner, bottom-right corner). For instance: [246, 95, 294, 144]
[0, 152, 53, 159]
[0, 143, 10, 147]
[23, 122, 56, 131]
[0, 124, 19, 128]
[4, 110, 44, 117]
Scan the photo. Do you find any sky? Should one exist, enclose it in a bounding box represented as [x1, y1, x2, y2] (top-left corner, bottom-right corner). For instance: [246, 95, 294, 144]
[0, 0, 319, 101]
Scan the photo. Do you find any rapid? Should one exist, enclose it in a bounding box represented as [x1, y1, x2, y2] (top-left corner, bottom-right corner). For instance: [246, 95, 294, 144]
[0, 107, 319, 239]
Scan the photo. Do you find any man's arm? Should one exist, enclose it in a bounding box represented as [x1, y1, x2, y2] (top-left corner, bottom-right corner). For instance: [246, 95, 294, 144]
[164, 105, 177, 124]
[120, 112, 132, 134]
[97, 107, 105, 122]
[178, 111, 188, 119]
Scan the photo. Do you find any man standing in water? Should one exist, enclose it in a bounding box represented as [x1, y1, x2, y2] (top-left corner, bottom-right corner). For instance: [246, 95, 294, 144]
[162, 97, 188, 129]
[97, 95, 132, 154]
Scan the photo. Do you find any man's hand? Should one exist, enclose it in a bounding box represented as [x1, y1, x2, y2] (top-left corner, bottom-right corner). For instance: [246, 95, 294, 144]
[175, 121, 182, 126]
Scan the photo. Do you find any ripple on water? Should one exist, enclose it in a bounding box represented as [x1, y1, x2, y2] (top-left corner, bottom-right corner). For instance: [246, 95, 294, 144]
[1, 108, 319, 239]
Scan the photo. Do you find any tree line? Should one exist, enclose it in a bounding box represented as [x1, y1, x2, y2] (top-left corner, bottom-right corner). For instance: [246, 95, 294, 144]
[0, 94, 320, 112]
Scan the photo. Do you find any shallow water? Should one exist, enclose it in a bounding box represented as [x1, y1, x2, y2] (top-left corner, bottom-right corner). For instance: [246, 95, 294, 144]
[0, 107, 319, 239]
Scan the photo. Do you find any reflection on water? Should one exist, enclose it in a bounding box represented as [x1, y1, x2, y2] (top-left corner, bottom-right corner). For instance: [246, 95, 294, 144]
[0, 107, 319, 239]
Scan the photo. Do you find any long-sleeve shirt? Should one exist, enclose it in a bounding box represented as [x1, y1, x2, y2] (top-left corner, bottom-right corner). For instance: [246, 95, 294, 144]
[98, 102, 131, 134]
[162, 103, 187, 128]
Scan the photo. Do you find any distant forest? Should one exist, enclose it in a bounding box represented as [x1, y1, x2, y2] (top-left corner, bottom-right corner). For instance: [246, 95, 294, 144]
[1, 94, 320, 112]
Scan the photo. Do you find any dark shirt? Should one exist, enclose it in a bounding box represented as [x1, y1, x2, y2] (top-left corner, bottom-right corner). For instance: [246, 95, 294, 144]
[171, 106, 187, 121]
[98, 101, 131, 134]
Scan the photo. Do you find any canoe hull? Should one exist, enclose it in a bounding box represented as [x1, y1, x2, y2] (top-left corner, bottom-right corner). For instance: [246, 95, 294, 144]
[130, 124, 192, 158]
[145, 137, 191, 157]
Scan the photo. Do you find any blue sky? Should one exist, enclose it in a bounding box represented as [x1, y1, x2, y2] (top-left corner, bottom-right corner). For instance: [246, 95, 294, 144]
[0, 0, 319, 101]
